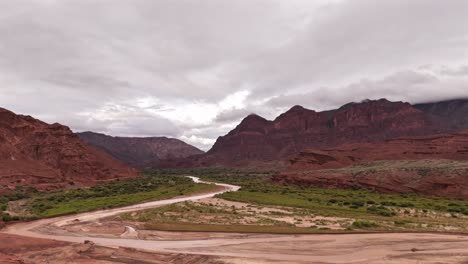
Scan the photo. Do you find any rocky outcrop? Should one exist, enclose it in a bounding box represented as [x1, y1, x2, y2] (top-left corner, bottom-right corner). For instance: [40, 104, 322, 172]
[286, 132, 468, 170]
[77, 132, 204, 168]
[274, 131, 468, 199]
[0, 108, 138, 193]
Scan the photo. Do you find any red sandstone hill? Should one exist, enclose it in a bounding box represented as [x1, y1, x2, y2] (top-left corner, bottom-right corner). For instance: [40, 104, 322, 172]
[179, 99, 451, 167]
[273, 131, 468, 199]
[0, 108, 138, 194]
[77, 132, 204, 168]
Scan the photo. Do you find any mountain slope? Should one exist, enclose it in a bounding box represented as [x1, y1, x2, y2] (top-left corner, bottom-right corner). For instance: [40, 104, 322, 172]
[274, 130, 468, 199]
[415, 98, 468, 130]
[0, 108, 138, 194]
[77, 132, 204, 168]
[187, 99, 444, 167]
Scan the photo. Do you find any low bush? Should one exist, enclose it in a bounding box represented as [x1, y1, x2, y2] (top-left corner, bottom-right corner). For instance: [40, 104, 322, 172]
[352, 220, 379, 228]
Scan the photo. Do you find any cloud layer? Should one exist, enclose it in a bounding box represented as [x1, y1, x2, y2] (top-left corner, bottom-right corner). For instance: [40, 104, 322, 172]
[0, 0, 467, 150]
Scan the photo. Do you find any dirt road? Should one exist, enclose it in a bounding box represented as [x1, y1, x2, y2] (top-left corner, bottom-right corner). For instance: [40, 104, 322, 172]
[3, 177, 468, 263]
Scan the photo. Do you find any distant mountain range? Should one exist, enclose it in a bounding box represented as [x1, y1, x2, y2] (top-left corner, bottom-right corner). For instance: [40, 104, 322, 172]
[77, 132, 204, 168]
[175, 98, 468, 167]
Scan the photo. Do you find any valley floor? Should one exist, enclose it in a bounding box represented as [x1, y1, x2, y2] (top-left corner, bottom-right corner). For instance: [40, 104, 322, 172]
[3, 175, 468, 263]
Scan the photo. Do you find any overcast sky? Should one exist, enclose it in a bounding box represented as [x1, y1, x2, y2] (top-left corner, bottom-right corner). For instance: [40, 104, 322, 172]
[0, 0, 467, 150]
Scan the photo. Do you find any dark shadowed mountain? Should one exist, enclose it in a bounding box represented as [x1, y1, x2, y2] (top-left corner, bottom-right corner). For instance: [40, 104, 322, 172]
[0, 108, 138, 194]
[77, 132, 204, 168]
[415, 98, 468, 130]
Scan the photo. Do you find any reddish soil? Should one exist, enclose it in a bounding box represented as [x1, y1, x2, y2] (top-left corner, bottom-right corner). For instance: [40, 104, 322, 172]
[0, 108, 138, 193]
[0, 234, 224, 264]
[0, 233, 69, 263]
[274, 131, 468, 199]
[78, 132, 204, 168]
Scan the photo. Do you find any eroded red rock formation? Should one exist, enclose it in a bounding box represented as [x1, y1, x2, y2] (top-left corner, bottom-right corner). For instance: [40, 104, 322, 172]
[274, 131, 468, 199]
[0, 108, 138, 193]
[184, 99, 446, 167]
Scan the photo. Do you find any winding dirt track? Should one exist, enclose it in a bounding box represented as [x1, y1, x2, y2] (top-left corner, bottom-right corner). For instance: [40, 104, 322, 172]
[3, 177, 468, 263]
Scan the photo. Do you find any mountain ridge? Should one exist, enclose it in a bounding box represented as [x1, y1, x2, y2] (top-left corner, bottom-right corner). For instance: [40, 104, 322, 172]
[165, 98, 468, 168]
[77, 131, 204, 168]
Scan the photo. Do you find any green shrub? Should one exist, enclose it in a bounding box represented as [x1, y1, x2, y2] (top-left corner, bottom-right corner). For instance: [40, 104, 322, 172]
[448, 208, 463, 213]
[367, 206, 396, 217]
[26, 174, 219, 218]
[399, 202, 415, 208]
[1, 212, 19, 222]
[352, 220, 379, 229]
[351, 201, 365, 207]
[394, 220, 412, 226]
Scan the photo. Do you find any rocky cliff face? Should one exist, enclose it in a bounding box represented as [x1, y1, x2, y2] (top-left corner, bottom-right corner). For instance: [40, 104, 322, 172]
[77, 132, 204, 168]
[192, 99, 443, 167]
[284, 131, 468, 171]
[0, 108, 138, 193]
[274, 131, 468, 199]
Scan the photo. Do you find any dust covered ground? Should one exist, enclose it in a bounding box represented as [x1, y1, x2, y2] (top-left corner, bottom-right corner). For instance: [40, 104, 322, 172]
[0, 233, 226, 264]
[4, 222, 468, 263]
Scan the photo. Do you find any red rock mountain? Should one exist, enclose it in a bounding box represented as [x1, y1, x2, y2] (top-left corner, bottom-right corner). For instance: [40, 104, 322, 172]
[0, 108, 138, 194]
[186, 99, 448, 167]
[274, 131, 468, 199]
[77, 132, 204, 168]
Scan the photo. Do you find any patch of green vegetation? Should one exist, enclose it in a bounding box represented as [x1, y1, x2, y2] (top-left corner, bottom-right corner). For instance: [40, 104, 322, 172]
[352, 220, 379, 229]
[143, 222, 339, 234]
[120, 199, 336, 233]
[0, 212, 20, 222]
[109, 168, 468, 233]
[394, 219, 413, 226]
[193, 169, 468, 220]
[26, 174, 219, 218]
[367, 206, 396, 217]
[121, 201, 234, 222]
[0, 191, 41, 222]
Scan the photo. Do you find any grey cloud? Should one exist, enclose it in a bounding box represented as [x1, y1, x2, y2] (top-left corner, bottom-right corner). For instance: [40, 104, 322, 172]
[73, 111, 182, 138]
[0, 0, 467, 150]
[214, 109, 253, 123]
[233, 0, 468, 98]
[440, 65, 468, 77]
[265, 69, 468, 111]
